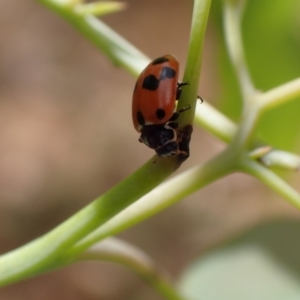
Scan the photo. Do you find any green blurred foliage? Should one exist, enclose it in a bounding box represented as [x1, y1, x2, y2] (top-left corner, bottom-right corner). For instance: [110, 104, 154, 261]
[179, 220, 300, 300]
[210, 0, 300, 150]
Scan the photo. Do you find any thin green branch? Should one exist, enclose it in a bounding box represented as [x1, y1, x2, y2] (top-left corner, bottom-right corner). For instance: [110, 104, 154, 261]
[0, 157, 188, 287]
[257, 78, 300, 112]
[78, 238, 187, 300]
[194, 101, 236, 143]
[27, 151, 300, 274]
[179, 0, 211, 126]
[1, 0, 298, 292]
[258, 150, 300, 171]
[226, 76, 300, 154]
[75, 2, 126, 17]
[0, 0, 212, 288]
[240, 159, 300, 209]
[227, 104, 261, 154]
[222, 0, 261, 154]
[65, 149, 235, 258]
[37, 0, 149, 77]
[223, 0, 256, 102]
[195, 100, 300, 170]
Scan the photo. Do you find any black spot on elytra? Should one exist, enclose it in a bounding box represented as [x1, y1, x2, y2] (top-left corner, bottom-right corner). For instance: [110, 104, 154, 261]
[142, 75, 160, 90]
[156, 109, 166, 120]
[152, 56, 169, 65]
[137, 111, 145, 126]
[160, 67, 176, 80]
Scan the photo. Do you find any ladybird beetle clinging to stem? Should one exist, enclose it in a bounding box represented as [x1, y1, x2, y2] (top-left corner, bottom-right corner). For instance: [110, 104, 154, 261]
[132, 54, 191, 158]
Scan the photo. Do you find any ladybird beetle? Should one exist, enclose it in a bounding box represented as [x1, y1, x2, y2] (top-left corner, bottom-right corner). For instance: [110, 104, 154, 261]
[132, 54, 190, 157]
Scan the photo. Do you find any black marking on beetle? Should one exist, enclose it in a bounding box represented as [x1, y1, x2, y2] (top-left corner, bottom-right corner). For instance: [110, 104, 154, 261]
[156, 141, 178, 157]
[178, 124, 193, 162]
[176, 82, 189, 99]
[152, 56, 169, 65]
[160, 67, 176, 80]
[140, 125, 175, 149]
[167, 122, 179, 129]
[156, 108, 166, 120]
[177, 82, 189, 88]
[142, 75, 160, 90]
[136, 111, 145, 126]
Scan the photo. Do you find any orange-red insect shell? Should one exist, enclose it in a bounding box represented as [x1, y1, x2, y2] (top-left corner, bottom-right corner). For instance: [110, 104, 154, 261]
[132, 54, 179, 132]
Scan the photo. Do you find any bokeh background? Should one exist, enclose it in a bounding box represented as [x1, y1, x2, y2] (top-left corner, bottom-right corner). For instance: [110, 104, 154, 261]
[0, 0, 300, 299]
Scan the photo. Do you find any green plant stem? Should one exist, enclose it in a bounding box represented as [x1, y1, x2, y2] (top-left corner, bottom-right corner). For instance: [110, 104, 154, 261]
[2, 0, 298, 292]
[223, 0, 261, 154]
[223, 0, 255, 102]
[228, 104, 261, 154]
[38, 0, 212, 136]
[64, 149, 235, 259]
[224, 77, 300, 156]
[78, 238, 187, 300]
[75, 2, 126, 17]
[179, 0, 211, 126]
[257, 78, 300, 112]
[223, 1, 300, 153]
[195, 101, 236, 143]
[222, 1, 262, 155]
[37, 0, 149, 77]
[194, 77, 300, 145]
[0, 140, 234, 287]
[0, 158, 187, 287]
[0, 0, 212, 288]
[259, 150, 300, 171]
[240, 159, 300, 209]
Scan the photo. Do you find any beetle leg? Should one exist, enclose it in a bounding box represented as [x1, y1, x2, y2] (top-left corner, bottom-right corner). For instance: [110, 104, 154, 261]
[176, 81, 189, 99]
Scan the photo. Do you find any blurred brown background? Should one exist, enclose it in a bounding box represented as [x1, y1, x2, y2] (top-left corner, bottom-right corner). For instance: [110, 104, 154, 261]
[0, 0, 299, 299]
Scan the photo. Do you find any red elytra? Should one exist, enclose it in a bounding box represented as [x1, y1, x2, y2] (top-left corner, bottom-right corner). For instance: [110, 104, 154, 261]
[132, 54, 179, 132]
[132, 54, 190, 157]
